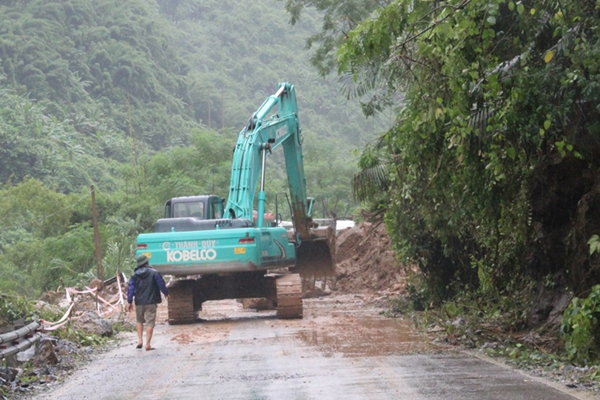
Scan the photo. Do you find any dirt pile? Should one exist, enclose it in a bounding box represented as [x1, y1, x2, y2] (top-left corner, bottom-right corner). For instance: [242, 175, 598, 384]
[334, 222, 410, 295]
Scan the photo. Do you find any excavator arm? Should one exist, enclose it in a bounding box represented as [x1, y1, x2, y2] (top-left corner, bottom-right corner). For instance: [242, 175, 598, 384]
[225, 83, 312, 240]
[224, 82, 336, 278]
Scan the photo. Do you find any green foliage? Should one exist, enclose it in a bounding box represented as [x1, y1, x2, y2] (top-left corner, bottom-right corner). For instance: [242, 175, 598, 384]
[0, 293, 33, 326]
[291, 0, 600, 324]
[386, 282, 429, 316]
[0, 178, 72, 241]
[0, 90, 121, 192]
[302, 133, 361, 217]
[561, 285, 600, 363]
[0, 0, 195, 151]
[141, 129, 233, 204]
[0, 179, 121, 292]
[54, 325, 109, 347]
[32, 302, 63, 324]
[102, 216, 140, 278]
[284, 0, 392, 76]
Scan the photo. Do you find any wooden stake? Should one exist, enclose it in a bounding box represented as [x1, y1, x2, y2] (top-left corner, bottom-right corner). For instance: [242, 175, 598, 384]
[91, 185, 103, 281]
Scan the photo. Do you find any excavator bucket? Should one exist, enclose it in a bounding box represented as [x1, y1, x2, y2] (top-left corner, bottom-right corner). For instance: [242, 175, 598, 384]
[293, 224, 336, 280]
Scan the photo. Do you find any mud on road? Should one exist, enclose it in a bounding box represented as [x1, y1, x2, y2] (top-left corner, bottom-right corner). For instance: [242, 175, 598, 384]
[32, 293, 585, 400]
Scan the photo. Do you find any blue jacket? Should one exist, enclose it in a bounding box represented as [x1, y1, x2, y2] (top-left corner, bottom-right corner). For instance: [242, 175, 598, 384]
[127, 264, 168, 305]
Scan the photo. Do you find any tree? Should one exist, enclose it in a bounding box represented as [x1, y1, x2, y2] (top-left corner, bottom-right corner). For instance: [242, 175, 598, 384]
[293, 0, 600, 310]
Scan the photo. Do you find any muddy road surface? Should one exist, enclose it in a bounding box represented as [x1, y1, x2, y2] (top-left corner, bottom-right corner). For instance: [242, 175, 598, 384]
[35, 294, 583, 400]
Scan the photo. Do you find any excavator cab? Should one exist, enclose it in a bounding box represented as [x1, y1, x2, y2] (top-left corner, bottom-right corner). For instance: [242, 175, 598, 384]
[153, 196, 232, 233]
[164, 195, 224, 220]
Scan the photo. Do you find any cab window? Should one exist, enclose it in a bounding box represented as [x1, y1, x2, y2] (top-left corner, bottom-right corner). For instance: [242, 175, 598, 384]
[212, 199, 223, 219]
[174, 201, 205, 219]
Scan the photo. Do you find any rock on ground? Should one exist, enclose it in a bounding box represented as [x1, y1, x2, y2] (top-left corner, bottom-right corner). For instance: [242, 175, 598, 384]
[33, 337, 59, 366]
[71, 311, 113, 337]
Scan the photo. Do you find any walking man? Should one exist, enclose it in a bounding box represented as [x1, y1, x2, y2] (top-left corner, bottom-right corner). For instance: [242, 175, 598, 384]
[128, 254, 169, 351]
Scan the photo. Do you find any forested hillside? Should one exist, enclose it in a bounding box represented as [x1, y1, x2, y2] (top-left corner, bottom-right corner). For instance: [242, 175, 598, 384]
[0, 0, 377, 296]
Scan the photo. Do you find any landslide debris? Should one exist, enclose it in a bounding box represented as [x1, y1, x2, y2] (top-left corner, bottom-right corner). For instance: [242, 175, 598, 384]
[245, 221, 411, 309]
[334, 222, 411, 296]
[1, 277, 133, 399]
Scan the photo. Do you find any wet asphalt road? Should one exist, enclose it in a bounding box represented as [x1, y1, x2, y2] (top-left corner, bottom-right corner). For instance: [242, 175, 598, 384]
[35, 296, 585, 400]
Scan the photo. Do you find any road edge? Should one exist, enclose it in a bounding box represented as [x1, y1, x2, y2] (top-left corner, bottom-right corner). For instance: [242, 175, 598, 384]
[464, 349, 594, 400]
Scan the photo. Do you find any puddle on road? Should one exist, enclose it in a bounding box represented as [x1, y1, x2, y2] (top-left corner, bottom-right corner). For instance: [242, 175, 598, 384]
[298, 315, 429, 357]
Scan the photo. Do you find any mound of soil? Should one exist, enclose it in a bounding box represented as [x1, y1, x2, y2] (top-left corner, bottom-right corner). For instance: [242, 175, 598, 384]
[334, 222, 410, 295]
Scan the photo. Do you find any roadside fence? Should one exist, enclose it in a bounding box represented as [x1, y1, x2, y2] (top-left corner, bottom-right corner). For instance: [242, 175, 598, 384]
[0, 321, 40, 361]
[0, 272, 127, 366]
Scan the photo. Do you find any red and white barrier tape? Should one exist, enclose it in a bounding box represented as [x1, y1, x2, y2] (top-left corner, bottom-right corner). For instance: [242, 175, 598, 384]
[38, 277, 128, 332]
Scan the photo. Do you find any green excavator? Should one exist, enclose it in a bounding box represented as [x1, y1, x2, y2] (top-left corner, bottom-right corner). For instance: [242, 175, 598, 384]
[135, 83, 336, 323]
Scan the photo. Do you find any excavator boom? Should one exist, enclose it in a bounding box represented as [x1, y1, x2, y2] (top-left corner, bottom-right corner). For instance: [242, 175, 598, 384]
[225, 83, 311, 239]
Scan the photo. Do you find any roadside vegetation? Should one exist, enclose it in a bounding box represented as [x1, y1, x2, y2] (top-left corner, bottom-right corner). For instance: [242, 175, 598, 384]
[0, 291, 123, 398]
[284, 0, 600, 379]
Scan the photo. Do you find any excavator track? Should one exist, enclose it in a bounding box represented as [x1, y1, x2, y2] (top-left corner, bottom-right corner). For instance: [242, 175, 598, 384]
[275, 274, 303, 319]
[167, 281, 195, 324]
